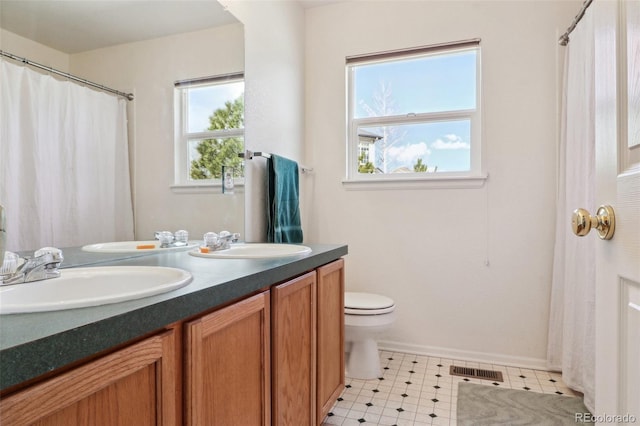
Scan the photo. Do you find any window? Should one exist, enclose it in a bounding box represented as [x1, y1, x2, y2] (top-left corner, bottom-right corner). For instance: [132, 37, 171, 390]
[346, 40, 483, 187]
[174, 73, 244, 188]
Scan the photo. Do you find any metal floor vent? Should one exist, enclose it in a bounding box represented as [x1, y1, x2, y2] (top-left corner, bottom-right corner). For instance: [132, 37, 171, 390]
[449, 365, 504, 382]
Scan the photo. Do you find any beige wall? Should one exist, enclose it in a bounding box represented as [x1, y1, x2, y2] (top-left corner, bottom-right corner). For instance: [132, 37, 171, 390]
[70, 24, 245, 240]
[304, 0, 578, 367]
[221, 0, 306, 242]
[1, 29, 69, 71]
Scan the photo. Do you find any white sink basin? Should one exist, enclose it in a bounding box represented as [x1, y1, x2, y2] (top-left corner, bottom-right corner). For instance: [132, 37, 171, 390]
[189, 243, 312, 259]
[82, 240, 199, 253]
[0, 266, 192, 314]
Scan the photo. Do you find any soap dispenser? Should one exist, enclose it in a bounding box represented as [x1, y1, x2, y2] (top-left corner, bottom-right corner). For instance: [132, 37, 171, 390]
[222, 166, 234, 194]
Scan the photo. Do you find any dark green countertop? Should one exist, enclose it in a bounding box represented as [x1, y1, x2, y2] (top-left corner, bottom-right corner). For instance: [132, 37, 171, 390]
[0, 243, 348, 392]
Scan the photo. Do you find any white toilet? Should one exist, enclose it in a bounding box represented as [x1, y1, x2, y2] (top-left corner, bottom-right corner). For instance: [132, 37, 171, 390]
[344, 292, 396, 379]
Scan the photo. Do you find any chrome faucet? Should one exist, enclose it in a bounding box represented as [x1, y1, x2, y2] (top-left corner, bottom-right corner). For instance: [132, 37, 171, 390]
[0, 247, 63, 286]
[203, 231, 240, 251]
[154, 230, 189, 248]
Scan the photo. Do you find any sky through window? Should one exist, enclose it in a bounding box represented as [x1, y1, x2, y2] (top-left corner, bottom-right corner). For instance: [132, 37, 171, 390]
[351, 48, 477, 173]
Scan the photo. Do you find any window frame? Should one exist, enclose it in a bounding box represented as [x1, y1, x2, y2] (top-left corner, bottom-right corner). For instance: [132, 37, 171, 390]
[344, 40, 486, 189]
[172, 73, 244, 191]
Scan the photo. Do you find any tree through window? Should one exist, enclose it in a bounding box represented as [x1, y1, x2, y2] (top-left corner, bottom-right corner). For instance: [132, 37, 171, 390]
[174, 74, 244, 186]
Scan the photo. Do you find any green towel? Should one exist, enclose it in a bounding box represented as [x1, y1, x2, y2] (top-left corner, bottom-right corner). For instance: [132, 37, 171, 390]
[266, 155, 303, 243]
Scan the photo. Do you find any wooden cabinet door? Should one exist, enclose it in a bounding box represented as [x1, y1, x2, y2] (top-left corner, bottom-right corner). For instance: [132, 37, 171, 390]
[316, 259, 345, 424]
[271, 271, 317, 426]
[185, 291, 271, 426]
[0, 329, 179, 426]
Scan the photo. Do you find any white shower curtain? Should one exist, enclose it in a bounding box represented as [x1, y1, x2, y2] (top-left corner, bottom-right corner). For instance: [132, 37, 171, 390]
[547, 8, 595, 412]
[0, 59, 134, 252]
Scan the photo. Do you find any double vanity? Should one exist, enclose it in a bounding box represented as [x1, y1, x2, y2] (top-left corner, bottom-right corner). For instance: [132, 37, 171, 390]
[0, 242, 348, 425]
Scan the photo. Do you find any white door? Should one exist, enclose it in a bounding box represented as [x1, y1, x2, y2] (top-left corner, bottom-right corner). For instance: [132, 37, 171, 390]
[592, 0, 640, 420]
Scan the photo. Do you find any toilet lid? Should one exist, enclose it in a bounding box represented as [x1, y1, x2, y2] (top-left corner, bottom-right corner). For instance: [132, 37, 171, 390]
[345, 292, 395, 315]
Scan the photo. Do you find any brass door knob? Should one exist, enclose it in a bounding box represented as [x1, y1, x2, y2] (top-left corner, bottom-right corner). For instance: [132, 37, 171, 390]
[571, 205, 616, 240]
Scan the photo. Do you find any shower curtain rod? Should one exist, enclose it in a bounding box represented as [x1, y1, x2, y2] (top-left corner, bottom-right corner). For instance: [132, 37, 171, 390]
[0, 50, 134, 101]
[558, 0, 593, 46]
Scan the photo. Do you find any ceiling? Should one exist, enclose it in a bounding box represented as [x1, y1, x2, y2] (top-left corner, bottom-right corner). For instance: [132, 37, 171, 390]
[0, 1, 344, 55]
[0, 1, 240, 54]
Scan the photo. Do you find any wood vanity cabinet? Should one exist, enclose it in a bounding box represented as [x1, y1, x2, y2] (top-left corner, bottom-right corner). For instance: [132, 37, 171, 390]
[272, 271, 318, 425]
[184, 291, 271, 426]
[0, 259, 344, 426]
[0, 328, 179, 426]
[316, 259, 345, 424]
[271, 259, 345, 426]
[184, 259, 344, 426]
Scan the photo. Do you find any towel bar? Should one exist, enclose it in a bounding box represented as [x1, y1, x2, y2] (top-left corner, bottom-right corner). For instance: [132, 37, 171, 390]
[239, 150, 313, 173]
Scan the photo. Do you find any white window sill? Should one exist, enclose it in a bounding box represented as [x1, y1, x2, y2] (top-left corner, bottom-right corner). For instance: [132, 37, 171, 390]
[342, 174, 488, 190]
[170, 183, 245, 194]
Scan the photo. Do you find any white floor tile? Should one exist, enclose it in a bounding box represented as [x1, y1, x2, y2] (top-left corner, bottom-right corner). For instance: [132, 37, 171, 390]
[322, 350, 583, 426]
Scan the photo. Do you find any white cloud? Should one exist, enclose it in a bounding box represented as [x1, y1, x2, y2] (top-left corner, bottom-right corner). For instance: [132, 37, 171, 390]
[431, 134, 470, 150]
[388, 142, 431, 162]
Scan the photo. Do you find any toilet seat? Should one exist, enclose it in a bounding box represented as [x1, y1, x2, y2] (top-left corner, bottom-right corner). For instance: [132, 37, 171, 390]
[345, 292, 395, 315]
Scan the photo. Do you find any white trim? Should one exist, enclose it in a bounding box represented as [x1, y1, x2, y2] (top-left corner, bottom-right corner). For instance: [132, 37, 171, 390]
[173, 79, 245, 186]
[353, 110, 475, 127]
[378, 339, 551, 371]
[170, 181, 245, 194]
[346, 44, 482, 183]
[342, 174, 487, 190]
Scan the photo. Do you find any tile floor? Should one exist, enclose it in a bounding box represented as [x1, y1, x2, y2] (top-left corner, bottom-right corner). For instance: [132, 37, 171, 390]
[322, 350, 579, 426]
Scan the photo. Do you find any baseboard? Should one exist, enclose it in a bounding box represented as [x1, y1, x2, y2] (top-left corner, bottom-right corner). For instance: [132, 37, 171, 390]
[378, 340, 550, 371]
